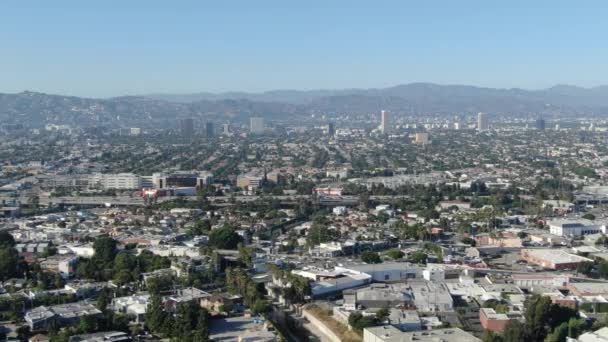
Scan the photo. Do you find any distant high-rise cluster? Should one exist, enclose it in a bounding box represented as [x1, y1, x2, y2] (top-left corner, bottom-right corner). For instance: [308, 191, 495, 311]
[477, 112, 489, 131]
[250, 117, 264, 134]
[380, 110, 391, 134]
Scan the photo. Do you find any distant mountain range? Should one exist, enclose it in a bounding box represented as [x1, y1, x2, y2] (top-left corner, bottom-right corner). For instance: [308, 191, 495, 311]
[2, 83, 608, 128]
[147, 83, 608, 108]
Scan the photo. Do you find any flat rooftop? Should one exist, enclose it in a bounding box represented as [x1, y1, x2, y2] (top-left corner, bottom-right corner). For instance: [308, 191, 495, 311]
[523, 249, 593, 264]
[364, 326, 480, 342]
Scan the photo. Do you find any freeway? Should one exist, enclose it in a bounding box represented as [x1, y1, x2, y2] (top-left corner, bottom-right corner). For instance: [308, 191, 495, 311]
[38, 194, 412, 207]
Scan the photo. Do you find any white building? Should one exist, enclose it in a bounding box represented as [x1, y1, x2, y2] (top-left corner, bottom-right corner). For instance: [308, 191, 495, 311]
[237, 173, 265, 190]
[292, 267, 372, 298]
[326, 167, 350, 179]
[380, 110, 391, 134]
[548, 218, 606, 237]
[477, 112, 489, 131]
[111, 294, 150, 323]
[364, 326, 480, 342]
[151, 171, 213, 190]
[409, 281, 454, 312]
[250, 117, 265, 134]
[333, 206, 347, 216]
[89, 173, 141, 190]
[414, 132, 430, 144]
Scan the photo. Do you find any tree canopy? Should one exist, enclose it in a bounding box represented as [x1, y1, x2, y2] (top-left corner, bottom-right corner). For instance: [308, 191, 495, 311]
[209, 225, 243, 249]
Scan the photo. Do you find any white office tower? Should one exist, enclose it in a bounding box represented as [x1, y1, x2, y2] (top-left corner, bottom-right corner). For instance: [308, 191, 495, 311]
[250, 117, 264, 134]
[415, 132, 430, 144]
[380, 110, 391, 134]
[477, 112, 489, 131]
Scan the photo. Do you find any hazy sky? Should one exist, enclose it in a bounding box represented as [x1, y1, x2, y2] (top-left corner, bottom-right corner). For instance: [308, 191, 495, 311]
[1, 1, 607, 97]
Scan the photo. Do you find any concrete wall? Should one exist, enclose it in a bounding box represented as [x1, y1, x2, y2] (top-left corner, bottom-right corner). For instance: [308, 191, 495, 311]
[302, 309, 343, 342]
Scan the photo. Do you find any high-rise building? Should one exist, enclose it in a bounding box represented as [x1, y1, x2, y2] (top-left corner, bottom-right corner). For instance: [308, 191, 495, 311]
[222, 123, 231, 135]
[327, 122, 335, 136]
[414, 132, 430, 145]
[535, 117, 546, 131]
[477, 112, 489, 131]
[380, 110, 391, 134]
[250, 117, 264, 134]
[180, 118, 194, 136]
[205, 121, 214, 137]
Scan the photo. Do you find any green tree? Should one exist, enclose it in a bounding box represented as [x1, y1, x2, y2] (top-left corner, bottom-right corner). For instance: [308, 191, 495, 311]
[502, 320, 525, 342]
[407, 251, 428, 265]
[460, 237, 476, 246]
[577, 261, 594, 276]
[546, 322, 568, 342]
[145, 293, 165, 334]
[209, 225, 243, 249]
[97, 288, 110, 311]
[0, 247, 25, 281]
[113, 269, 133, 287]
[238, 245, 255, 268]
[0, 231, 16, 248]
[174, 302, 196, 340]
[92, 236, 117, 267]
[361, 251, 382, 264]
[79, 315, 97, 333]
[190, 219, 212, 236]
[306, 223, 335, 246]
[386, 249, 405, 260]
[251, 299, 272, 315]
[195, 307, 210, 340]
[582, 213, 596, 220]
[348, 312, 378, 332]
[375, 307, 390, 322]
[524, 295, 553, 341]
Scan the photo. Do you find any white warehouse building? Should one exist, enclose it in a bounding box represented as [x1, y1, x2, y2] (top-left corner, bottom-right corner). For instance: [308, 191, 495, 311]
[547, 219, 607, 237]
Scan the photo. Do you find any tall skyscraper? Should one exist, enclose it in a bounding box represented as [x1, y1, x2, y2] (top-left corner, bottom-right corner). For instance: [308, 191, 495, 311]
[204, 121, 214, 137]
[477, 112, 489, 131]
[222, 123, 230, 135]
[180, 118, 194, 136]
[380, 110, 391, 134]
[535, 117, 545, 131]
[327, 122, 335, 136]
[250, 117, 264, 134]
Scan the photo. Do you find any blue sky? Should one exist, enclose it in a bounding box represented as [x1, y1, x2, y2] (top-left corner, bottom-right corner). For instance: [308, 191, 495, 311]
[1, 1, 607, 97]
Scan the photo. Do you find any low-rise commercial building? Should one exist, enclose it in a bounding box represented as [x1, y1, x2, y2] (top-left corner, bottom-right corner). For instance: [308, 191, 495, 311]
[363, 326, 480, 342]
[25, 302, 102, 330]
[479, 308, 521, 333]
[520, 249, 593, 270]
[548, 218, 606, 237]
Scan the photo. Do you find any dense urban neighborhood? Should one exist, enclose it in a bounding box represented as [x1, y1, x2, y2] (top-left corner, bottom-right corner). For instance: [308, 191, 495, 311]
[3, 111, 608, 342]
